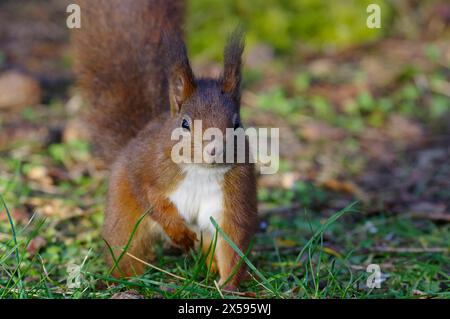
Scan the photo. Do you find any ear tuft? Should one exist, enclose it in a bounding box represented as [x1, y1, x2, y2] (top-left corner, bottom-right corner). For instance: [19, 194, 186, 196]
[163, 31, 196, 115]
[222, 28, 245, 104]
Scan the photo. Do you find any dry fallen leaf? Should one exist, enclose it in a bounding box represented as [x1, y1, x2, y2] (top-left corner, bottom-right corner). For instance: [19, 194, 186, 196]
[0, 207, 30, 225]
[26, 166, 53, 187]
[300, 121, 346, 142]
[27, 236, 48, 258]
[275, 238, 299, 248]
[385, 114, 424, 143]
[28, 197, 83, 219]
[321, 179, 369, 202]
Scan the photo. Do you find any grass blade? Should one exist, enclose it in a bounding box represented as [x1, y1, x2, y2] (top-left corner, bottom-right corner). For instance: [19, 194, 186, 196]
[210, 216, 280, 297]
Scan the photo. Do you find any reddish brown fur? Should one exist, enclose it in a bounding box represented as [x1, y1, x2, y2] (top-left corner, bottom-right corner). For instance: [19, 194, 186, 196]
[73, 0, 185, 164]
[219, 163, 257, 288]
[74, 0, 257, 290]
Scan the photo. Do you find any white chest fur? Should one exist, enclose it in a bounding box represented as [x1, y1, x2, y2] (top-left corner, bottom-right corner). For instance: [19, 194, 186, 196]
[169, 165, 229, 234]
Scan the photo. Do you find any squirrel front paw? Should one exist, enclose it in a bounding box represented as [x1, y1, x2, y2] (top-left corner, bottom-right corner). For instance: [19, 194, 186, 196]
[170, 223, 198, 252]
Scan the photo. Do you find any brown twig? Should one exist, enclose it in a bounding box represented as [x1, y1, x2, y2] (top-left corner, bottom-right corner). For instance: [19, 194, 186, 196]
[408, 212, 450, 223]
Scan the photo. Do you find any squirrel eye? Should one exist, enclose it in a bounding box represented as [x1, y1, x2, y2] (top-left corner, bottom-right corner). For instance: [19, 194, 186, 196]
[181, 118, 190, 131]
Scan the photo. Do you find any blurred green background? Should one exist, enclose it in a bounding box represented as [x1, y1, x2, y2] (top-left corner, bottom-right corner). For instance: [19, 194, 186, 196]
[187, 0, 390, 57]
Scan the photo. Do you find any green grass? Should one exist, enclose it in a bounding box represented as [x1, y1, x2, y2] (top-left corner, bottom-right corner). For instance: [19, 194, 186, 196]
[0, 188, 448, 298]
[1, 76, 448, 300]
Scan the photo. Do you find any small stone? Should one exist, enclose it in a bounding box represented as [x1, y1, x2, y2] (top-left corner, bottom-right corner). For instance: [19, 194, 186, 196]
[0, 71, 42, 110]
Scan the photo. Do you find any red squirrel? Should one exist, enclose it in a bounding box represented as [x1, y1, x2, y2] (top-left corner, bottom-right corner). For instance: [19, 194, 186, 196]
[73, 0, 257, 290]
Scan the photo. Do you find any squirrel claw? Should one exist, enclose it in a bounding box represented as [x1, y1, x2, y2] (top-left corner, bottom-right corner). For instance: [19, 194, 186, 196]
[171, 225, 197, 252]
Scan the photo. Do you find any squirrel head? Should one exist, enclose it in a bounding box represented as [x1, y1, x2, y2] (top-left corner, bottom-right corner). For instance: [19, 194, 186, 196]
[164, 29, 246, 166]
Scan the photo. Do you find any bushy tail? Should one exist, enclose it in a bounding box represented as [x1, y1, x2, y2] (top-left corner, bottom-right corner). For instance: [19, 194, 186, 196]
[73, 0, 185, 164]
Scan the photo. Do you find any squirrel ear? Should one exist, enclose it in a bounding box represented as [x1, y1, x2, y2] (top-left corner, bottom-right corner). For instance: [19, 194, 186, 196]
[169, 68, 195, 115]
[165, 32, 196, 115]
[222, 28, 245, 104]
